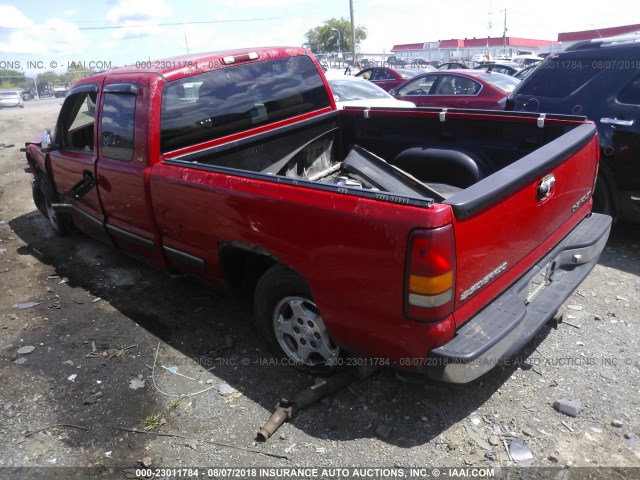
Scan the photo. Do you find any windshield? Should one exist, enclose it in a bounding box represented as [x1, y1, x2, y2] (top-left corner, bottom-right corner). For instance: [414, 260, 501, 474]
[329, 79, 391, 101]
[0, 92, 19, 98]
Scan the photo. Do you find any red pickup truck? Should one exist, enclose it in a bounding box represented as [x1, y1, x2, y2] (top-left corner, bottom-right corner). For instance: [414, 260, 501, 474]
[24, 46, 610, 383]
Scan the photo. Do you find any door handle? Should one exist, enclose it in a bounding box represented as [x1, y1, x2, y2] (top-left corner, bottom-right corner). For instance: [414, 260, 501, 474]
[71, 171, 96, 199]
[600, 117, 634, 127]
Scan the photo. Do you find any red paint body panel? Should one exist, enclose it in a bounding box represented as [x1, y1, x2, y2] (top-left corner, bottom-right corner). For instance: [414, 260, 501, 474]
[149, 162, 455, 360]
[451, 135, 600, 327]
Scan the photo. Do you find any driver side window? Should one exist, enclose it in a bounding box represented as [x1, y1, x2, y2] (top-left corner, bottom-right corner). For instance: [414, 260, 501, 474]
[60, 92, 96, 152]
[398, 75, 436, 96]
[376, 70, 393, 80]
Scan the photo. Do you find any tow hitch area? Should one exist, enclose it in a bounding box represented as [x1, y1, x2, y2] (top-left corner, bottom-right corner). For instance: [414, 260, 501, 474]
[549, 312, 564, 330]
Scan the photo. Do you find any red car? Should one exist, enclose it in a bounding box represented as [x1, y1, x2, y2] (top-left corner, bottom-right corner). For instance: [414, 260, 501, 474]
[390, 70, 520, 109]
[355, 67, 420, 92]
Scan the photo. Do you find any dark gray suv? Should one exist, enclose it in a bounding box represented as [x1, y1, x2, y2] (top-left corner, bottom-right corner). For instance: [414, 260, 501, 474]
[506, 39, 640, 222]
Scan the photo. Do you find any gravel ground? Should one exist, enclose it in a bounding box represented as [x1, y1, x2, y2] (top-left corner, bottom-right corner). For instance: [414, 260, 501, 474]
[0, 99, 639, 480]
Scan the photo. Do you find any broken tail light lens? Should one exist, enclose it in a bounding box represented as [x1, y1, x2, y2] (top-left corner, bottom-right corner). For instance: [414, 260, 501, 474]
[404, 225, 456, 321]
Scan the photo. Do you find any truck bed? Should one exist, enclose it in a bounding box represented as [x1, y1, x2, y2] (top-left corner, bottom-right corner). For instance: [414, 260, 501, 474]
[166, 108, 589, 201]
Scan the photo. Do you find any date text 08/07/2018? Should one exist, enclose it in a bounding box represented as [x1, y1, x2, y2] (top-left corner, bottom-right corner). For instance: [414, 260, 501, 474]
[132, 467, 496, 479]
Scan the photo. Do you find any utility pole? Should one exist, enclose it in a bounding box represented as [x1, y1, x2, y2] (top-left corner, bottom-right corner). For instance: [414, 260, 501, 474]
[487, 0, 493, 59]
[502, 8, 507, 56]
[350, 0, 357, 67]
[332, 28, 343, 58]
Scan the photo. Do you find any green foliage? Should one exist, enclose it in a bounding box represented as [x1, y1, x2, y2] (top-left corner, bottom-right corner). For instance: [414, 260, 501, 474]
[0, 65, 96, 92]
[0, 69, 27, 89]
[37, 71, 60, 85]
[61, 63, 96, 83]
[303, 17, 367, 54]
[143, 413, 163, 431]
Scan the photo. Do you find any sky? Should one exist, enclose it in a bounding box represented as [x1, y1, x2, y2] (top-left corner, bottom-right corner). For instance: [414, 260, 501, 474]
[0, 0, 638, 74]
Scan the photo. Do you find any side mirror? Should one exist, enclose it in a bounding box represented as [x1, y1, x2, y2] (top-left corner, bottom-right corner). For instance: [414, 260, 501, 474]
[389, 89, 397, 96]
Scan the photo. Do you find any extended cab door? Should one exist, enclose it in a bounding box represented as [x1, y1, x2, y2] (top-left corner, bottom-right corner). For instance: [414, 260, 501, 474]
[95, 77, 166, 269]
[48, 85, 111, 244]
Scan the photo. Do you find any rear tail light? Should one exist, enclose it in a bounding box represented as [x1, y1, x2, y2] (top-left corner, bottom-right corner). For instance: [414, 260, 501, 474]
[404, 225, 456, 322]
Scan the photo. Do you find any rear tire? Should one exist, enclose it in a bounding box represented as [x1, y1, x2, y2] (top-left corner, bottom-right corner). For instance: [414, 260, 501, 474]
[39, 174, 72, 236]
[254, 265, 340, 375]
[592, 174, 614, 219]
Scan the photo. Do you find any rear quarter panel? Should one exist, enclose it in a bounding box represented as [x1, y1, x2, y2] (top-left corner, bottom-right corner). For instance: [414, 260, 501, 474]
[149, 165, 454, 357]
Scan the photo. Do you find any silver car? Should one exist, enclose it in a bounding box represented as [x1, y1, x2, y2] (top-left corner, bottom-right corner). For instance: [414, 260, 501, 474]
[0, 91, 25, 108]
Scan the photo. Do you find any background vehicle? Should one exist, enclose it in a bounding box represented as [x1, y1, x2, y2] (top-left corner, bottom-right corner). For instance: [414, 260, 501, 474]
[355, 67, 420, 92]
[436, 62, 468, 70]
[506, 39, 640, 222]
[409, 58, 429, 67]
[512, 63, 539, 81]
[385, 55, 407, 67]
[511, 54, 544, 67]
[0, 90, 25, 108]
[391, 70, 520, 109]
[474, 62, 521, 76]
[52, 84, 68, 98]
[359, 58, 378, 68]
[326, 75, 416, 109]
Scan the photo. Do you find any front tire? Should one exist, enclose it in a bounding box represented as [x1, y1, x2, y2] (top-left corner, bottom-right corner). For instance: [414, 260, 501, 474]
[254, 266, 339, 375]
[39, 174, 72, 236]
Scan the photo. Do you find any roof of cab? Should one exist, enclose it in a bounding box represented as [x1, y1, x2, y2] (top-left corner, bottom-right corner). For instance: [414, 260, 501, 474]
[74, 46, 312, 86]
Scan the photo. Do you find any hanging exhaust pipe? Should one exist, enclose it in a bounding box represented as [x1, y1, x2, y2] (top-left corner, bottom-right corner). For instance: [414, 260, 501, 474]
[256, 370, 359, 442]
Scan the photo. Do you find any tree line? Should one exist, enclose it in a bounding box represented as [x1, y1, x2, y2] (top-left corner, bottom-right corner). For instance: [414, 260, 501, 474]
[0, 66, 96, 93]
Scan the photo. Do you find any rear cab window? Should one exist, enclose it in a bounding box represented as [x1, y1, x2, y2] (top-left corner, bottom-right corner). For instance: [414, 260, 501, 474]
[160, 55, 331, 153]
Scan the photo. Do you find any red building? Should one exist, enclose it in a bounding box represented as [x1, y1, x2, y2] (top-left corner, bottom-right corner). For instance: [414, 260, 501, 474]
[390, 24, 640, 65]
[557, 24, 640, 49]
[391, 36, 559, 64]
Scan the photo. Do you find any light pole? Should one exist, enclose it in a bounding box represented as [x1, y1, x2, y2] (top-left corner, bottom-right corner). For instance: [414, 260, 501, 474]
[502, 8, 508, 57]
[349, 0, 357, 67]
[332, 28, 343, 59]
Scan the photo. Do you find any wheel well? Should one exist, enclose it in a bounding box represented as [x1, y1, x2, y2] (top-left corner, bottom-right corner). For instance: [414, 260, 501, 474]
[219, 244, 278, 294]
[25, 152, 40, 176]
[594, 159, 617, 220]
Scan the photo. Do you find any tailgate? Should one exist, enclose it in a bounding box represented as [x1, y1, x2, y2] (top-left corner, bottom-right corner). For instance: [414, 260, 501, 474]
[445, 122, 599, 327]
